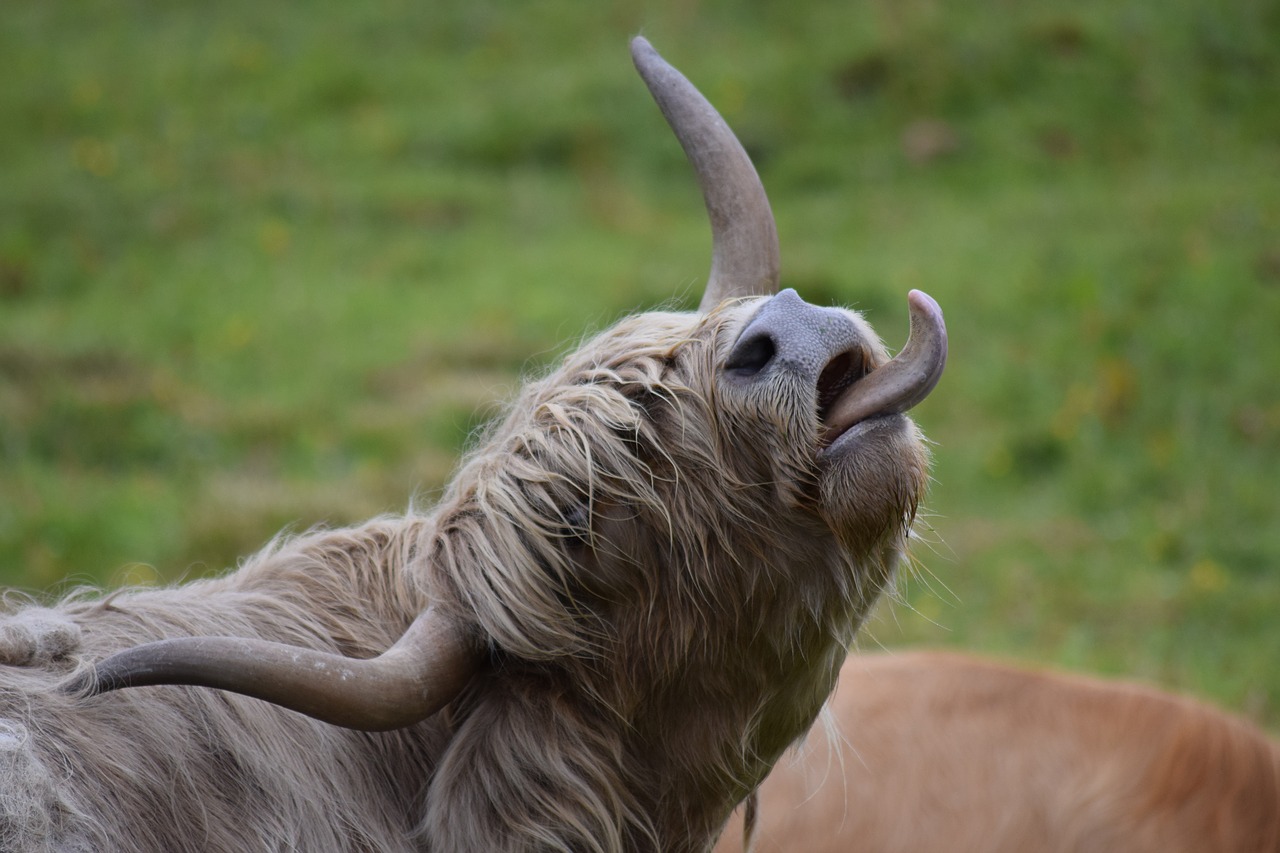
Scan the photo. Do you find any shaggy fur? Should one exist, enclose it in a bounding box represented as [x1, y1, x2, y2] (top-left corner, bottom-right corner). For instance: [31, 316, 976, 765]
[715, 652, 1280, 853]
[0, 518, 439, 852]
[0, 299, 930, 851]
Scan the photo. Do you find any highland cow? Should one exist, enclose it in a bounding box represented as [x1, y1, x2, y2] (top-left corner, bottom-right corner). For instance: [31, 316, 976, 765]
[715, 652, 1280, 853]
[0, 39, 946, 852]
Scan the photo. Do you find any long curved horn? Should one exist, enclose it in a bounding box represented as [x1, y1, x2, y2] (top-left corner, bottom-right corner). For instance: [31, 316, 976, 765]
[631, 37, 780, 312]
[72, 606, 479, 732]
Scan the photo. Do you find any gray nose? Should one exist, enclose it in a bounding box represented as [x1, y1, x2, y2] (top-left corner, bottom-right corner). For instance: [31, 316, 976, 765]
[725, 289, 860, 378]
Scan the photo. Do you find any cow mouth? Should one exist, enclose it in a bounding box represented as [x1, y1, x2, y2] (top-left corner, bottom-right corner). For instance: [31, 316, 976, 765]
[818, 290, 947, 451]
[816, 350, 871, 441]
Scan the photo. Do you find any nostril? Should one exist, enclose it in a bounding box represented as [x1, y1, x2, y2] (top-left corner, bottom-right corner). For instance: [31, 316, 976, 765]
[725, 333, 777, 376]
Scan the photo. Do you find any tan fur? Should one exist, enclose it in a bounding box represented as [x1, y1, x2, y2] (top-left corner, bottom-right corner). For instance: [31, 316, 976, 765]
[0, 297, 931, 851]
[715, 652, 1280, 853]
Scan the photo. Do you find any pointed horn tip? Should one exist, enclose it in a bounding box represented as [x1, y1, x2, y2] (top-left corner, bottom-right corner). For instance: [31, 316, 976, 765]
[630, 36, 673, 85]
[629, 36, 657, 71]
[631, 35, 668, 64]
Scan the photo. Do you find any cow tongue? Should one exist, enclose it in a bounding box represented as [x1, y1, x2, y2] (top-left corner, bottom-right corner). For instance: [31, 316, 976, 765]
[823, 290, 947, 438]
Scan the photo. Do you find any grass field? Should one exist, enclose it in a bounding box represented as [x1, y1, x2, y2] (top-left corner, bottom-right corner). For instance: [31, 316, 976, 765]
[3, 0, 1278, 729]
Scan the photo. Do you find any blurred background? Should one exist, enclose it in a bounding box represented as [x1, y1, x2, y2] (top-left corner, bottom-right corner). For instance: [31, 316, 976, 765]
[2, 1, 1277, 729]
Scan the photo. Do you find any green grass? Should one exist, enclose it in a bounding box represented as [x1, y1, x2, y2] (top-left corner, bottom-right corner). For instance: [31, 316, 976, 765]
[3, 0, 1278, 728]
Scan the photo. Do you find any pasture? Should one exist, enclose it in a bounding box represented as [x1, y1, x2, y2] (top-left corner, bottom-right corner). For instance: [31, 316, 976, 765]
[2, 0, 1277, 728]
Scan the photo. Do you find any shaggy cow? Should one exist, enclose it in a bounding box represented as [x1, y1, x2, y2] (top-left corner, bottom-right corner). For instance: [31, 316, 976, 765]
[715, 652, 1280, 853]
[0, 39, 946, 852]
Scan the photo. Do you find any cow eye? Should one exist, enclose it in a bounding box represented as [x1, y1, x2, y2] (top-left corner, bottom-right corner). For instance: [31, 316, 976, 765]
[558, 504, 591, 547]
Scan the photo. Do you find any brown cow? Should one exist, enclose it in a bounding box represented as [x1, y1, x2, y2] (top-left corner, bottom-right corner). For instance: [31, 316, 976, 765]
[716, 652, 1280, 853]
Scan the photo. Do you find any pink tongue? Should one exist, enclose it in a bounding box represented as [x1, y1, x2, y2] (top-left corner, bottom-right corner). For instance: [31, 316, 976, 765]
[824, 290, 947, 434]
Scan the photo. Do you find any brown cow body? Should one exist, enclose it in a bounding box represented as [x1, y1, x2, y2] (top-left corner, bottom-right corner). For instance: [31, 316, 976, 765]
[717, 652, 1280, 853]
